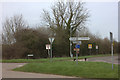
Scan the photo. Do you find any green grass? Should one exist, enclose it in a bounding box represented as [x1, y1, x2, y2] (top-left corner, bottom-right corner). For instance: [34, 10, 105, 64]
[2, 54, 117, 63]
[13, 61, 118, 78]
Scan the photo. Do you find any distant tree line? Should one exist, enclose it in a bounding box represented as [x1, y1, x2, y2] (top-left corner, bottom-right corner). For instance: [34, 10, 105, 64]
[2, 1, 119, 59]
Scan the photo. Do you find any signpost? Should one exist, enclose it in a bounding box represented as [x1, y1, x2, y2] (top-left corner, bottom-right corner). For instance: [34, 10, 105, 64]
[75, 44, 80, 64]
[96, 45, 98, 49]
[46, 44, 51, 57]
[69, 37, 90, 41]
[110, 32, 113, 70]
[88, 44, 92, 55]
[27, 54, 33, 59]
[69, 37, 90, 64]
[27, 54, 33, 57]
[46, 44, 51, 49]
[96, 45, 99, 54]
[48, 37, 55, 60]
[69, 37, 90, 62]
[88, 44, 92, 49]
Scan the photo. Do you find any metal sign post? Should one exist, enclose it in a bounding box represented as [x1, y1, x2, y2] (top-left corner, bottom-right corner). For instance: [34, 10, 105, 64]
[49, 37, 55, 60]
[48, 49, 50, 58]
[69, 37, 90, 60]
[110, 32, 113, 70]
[88, 44, 92, 55]
[96, 45, 99, 54]
[46, 44, 51, 58]
[75, 44, 80, 64]
[70, 41, 73, 58]
[27, 54, 33, 59]
[76, 51, 78, 64]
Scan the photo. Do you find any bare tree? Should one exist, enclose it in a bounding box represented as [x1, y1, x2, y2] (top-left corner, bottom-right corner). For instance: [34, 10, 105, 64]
[42, 1, 89, 36]
[2, 15, 27, 44]
[42, 1, 89, 57]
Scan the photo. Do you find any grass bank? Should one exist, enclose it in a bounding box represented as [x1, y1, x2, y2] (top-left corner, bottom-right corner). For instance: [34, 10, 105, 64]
[2, 54, 118, 63]
[13, 61, 118, 78]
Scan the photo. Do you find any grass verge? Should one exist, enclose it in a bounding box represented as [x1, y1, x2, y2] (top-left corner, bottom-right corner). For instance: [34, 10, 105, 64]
[2, 54, 117, 63]
[13, 61, 118, 78]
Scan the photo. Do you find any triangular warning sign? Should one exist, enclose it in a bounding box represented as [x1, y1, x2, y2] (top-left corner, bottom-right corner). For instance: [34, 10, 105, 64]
[49, 37, 55, 43]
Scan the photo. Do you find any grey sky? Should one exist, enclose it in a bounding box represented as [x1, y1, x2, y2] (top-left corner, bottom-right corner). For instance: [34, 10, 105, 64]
[1, 2, 118, 41]
[86, 2, 118, 41]
[118, 2, 120, 42]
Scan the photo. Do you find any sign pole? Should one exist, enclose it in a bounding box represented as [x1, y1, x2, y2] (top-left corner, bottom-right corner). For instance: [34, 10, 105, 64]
[96, 49, 98, 55]
[46, 44, 51, 58]
[90, 49, 91, 55]
[76, 30, 79, 65]
[48, 49, 50, 58]
[51, 42, 52, 59]
[110, 32, 113, 70]
[70, 27, 73, 58]
[88, 44, 92, 55]
[70, 41, 73, 58]
[76, 51, 78, 64]
[48, 37, 55, 61]
[111, 43, 113, 70]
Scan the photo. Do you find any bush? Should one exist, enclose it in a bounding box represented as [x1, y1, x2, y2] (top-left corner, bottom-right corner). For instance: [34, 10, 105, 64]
[2, 28, 49, 59]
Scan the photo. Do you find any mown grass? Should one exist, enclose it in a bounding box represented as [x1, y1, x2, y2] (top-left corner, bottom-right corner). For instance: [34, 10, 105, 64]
[2, 54, 117, 63]
[13, 61, 118, 78]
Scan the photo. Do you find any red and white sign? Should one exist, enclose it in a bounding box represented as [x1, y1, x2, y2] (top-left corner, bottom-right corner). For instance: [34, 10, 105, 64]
[46, 44, 51, 49]
[74, 48, 80, 51]
[96, 45, 98, 49]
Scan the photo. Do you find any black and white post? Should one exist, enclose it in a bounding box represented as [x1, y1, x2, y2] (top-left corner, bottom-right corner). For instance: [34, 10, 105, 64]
[110, 32, 114, 70]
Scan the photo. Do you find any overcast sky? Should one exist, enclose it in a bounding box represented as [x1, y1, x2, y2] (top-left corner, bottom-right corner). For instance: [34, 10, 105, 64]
[118, 2, 120, 42]
[1, 1, 118, 41]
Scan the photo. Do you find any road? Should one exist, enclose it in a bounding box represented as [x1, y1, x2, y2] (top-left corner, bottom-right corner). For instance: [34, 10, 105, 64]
[87, 56, 119, 64]
[2, 63, 76, 78]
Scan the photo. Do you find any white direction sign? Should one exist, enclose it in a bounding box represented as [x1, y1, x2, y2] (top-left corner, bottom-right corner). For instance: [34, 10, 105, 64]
[69, 37, 90, 41]
[72, 41, 82, 44]
[49, 37, 55, 43]
[28, 54, 33, 57]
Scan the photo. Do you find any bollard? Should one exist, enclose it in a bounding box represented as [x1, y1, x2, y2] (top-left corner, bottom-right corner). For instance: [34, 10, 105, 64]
[85, 58, 87, 61]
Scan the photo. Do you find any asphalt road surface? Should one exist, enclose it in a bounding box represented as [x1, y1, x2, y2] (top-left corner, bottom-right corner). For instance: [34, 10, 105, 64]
[87, 56, 119, 64]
